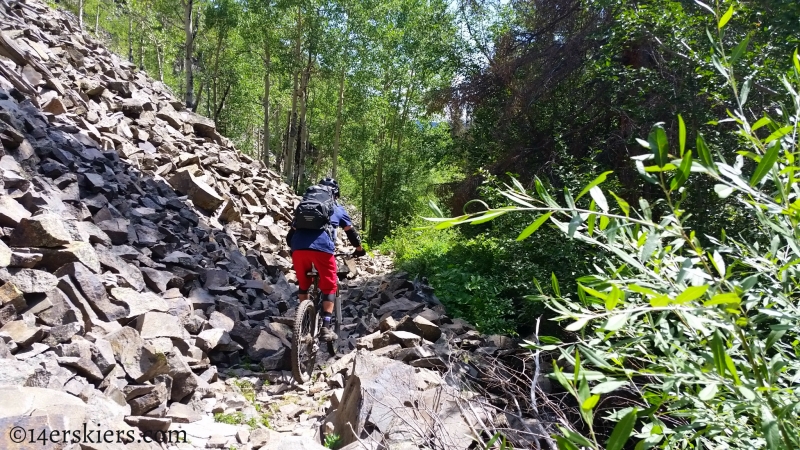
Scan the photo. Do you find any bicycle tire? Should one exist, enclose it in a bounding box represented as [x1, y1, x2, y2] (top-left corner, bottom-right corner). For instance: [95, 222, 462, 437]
[291, 299, 317, 384]
[334, 288, 342, 335]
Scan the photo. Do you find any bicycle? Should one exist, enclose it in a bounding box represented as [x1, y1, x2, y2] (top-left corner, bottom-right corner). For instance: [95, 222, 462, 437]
[290, 253, 350, 384]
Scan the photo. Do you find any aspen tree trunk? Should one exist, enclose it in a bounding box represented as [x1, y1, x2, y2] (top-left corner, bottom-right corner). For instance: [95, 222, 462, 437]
[332, 68, 345, 180]
[138, 24, 144, 70]
[183, 0, 195, 110]
[272, 102, 282, 171]
[156, 45, 164, 81]
[262, 42, 271, 167]
[127, 13, 133, 62]
[78, 0, 84, 30]
[94, 3, 99, 34]
[283, 9, 303, 185]
[295, 54, 311, 190]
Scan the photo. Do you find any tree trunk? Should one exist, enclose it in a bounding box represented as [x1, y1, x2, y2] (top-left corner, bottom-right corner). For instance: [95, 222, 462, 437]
[78, 0, 84, 30]
[155, 44, 164, 81]
[361, 156, 367, 240]
[212, 30, 224, 121]
[183, 0, 195, 110]
[283, 9, 303, 185]
[262, 42, 271, 167]
[138, 22, 145, 70]
[332, 68, 345, 180]
[127, 12, 133, 62]
[295, 53, 311, 190]
[273, 102, 282, 171]
[94, 3, 99, 34]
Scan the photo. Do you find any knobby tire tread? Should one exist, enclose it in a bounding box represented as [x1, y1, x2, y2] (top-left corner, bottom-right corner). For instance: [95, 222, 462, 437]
[291, 298, 317, 384]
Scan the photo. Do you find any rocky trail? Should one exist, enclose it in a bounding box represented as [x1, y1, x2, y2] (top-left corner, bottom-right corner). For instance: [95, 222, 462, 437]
[0, 1, 557, 449]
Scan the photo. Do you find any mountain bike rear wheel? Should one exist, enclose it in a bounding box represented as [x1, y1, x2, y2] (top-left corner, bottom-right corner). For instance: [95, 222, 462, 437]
[291, 299, 318, 384]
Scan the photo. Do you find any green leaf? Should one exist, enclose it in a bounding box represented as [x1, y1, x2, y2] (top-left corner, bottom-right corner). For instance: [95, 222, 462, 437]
[555, 435, 581, 450]
[712, 250, 726, 277]
[469, 210, 509, 225]
[599, 215, 610, 230]
[557, 427, 594, 448]
[648, 123, 669, 168]
[517, 212, 553, 241]
[740, 77, 752, 106]
[761, 405, 781, 450]
[749, 141, 781, 186]
[718, 4, 734, 29]
[704, 292, 740, 306]
[670, 150, 693, 191]
[575, 171, 614, 201]
[609, 191, 630, 217]
[535, 177, 560, 209]
[582, 394, 600, 410]
[714, 184, 734, 198]
[603, 314, 629, 331]
[649, 295, 670, 307]
[678, 114, 686, 157]
[764, 125, 793, 144]
[580, 284, 608, 300]
[752, 116, 771, 131]
[511, 177, 526, 193]
[589, 186, 609, 212]
[565, 317, 590, 332]
[675, 285, 709, 303]
[591, 380, 628, 394]
[696, 134, 716, 171]
[724, 352, 741, 385]
[605, 285, 622, 310]
[711, 330, 727, 378]
[636, 160, 660, 184]
[795, 48, 800, 74]
[765, 329, 786, 350]
[567, 214, 582, 238]
[606, 407, 638, 450]
[730, 33, 751, 63]
[698, 383, 718, 401]
[552, 273, 561, 297]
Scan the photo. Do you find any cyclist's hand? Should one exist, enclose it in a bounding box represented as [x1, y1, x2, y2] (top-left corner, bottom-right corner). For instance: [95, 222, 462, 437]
[353, 248, 367, 258]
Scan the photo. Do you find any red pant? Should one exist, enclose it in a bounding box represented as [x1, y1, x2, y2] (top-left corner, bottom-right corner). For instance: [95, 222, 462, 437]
[292, 250, 338, 294]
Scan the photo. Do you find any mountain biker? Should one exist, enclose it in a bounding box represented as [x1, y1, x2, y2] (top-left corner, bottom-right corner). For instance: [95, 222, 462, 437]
[286, 178, 366, 342]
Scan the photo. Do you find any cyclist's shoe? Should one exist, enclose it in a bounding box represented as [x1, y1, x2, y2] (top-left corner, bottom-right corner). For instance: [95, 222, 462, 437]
[319, 326, 338, 342]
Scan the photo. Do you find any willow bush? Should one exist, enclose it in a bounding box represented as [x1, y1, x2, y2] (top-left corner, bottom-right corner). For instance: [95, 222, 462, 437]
[422, 5, 800, 449]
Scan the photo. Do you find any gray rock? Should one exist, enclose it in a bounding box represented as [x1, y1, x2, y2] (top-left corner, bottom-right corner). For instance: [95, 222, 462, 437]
[248, 330, 283, 360]
[167, 402, 202, 423]
[0, 281, 25, 310]
[36, 288, 82, 327]
[110, 287, 169, 318]
[7, 268, 58, 294]
[9, 214, 76, 247]
[55, 262, 129, 321]
[37, 241, 102, 273]
[196, 328, 230, 352]
[0, 195, 32, 227]
[105, 327, 169, 383]
[0, 320, 43, 346]
[129, 381, 168, 415]
[8, 250, 43, 268]
[208, 310, 234, 332]
[0, 241, 9, 268]
[136, 311, 187, 339]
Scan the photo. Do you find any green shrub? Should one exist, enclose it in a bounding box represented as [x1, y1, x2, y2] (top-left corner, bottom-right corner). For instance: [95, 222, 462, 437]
[422, 7, 800, 448]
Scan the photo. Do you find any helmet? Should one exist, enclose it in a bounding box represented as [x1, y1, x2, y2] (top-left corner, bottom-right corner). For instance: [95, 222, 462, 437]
[319, 178, 340, 198]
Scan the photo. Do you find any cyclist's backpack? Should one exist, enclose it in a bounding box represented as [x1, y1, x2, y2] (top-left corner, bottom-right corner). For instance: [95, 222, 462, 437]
[293, 184, 335, 231]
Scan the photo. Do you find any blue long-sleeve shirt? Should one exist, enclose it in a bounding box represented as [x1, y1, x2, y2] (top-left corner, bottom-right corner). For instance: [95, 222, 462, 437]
[288, 204, 353, 254]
